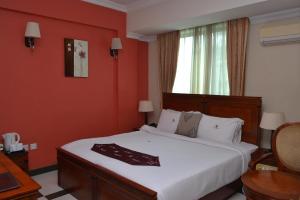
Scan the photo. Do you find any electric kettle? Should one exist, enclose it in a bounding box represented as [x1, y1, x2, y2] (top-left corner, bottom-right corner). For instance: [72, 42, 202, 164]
[2, 132, 20, 152]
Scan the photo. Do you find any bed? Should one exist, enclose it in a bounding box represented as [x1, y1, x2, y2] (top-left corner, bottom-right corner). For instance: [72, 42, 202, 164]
[57, 93, 262, 200]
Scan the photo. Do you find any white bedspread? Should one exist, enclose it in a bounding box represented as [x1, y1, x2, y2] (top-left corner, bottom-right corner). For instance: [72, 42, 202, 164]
[62, 125, 257, 200]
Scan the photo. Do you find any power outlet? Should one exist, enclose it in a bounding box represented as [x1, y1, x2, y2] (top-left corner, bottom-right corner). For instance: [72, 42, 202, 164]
[23, 144, 29, 151]
[30, 143, 38, 150]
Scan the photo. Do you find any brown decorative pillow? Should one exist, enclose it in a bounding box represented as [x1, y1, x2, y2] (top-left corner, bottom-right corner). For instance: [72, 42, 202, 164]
[175, 112, 202, 138]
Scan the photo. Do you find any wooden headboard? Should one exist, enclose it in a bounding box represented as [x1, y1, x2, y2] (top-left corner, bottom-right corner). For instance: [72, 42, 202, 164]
[163, 93, 262, 145]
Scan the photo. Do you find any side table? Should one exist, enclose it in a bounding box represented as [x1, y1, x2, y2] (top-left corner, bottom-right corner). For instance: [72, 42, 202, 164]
[242, 170, 300, 200]
[5, 150, 29, 173]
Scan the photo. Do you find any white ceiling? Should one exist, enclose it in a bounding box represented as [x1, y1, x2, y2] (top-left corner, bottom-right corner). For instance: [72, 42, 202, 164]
[82, 0, 300, 41]
[108, 0, 140, 5]
[82, 0, 167, 12]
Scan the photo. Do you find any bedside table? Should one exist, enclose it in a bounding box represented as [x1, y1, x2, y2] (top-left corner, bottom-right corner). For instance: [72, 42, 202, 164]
[242, 170, 300, 200]
[148, 123, 157, 128]
[250, 148, 278, 171]
[5, 150, 29, 173]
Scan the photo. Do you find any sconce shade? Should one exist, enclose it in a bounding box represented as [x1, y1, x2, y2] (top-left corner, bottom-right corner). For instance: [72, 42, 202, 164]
[138, 100, 154, 112]
[25, 22, 41, 38]
[111, 38, 122, 49]
[260, 112, 285, 130]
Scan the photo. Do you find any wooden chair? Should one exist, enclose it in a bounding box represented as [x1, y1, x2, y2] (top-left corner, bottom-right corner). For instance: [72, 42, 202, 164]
[250, 122, 300, 175]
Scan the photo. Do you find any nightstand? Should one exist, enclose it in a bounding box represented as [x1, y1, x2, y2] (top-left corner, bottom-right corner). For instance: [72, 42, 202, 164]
[242, 170, 300, 200]
[148, 123, 157, 128]
[5, 150, 29, 173]
[250, 148, 278, 171]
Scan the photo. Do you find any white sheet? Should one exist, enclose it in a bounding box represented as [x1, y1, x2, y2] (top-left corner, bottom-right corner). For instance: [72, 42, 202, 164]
[62, 125, 257, 200]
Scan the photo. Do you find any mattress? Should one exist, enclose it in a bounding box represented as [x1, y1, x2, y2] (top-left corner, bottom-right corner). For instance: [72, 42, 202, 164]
[62, 125, 257, 200]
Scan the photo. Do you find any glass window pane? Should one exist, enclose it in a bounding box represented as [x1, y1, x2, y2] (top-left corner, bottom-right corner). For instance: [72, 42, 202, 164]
[172, 22, 229, 95]
[172, 37, 193, 93]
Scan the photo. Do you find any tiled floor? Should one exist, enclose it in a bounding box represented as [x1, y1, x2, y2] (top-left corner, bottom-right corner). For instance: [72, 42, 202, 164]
[32, 170, 76, 200]
[32, 170, 246, 200]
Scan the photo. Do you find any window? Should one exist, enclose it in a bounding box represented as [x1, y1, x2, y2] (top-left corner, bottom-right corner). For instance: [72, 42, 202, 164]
[173, 22, 229, 95]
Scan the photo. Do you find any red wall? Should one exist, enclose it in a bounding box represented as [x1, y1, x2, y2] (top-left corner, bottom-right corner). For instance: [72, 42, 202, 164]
[0, 0, 148, 169]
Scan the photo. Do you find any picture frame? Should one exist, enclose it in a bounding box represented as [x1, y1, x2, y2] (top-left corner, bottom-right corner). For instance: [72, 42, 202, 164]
[64, 38, 88, 78]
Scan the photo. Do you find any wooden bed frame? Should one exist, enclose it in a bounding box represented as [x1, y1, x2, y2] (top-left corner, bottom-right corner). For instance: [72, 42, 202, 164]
[57, 93, 262, 200]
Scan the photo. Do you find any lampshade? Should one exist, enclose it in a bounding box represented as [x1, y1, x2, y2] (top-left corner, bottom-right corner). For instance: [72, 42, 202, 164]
[260, 112, 285, 130]
[138, 100, 154, 112]
[25, 22, 41, 38]
[111, 38, 122, 50]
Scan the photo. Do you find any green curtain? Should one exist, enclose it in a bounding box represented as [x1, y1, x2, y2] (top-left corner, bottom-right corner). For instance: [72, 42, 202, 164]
[173, 22, 229, 95]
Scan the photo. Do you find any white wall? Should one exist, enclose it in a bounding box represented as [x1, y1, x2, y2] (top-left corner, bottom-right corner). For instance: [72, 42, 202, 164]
[245, 18, 300, 147]
[148, 18, 300, 148]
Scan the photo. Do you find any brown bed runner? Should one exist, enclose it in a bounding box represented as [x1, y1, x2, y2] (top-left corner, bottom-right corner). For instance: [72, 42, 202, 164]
[91, 143, 160, 166]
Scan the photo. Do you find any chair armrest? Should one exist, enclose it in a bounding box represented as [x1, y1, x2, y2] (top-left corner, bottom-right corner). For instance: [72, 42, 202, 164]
[249, 152, 273, 170]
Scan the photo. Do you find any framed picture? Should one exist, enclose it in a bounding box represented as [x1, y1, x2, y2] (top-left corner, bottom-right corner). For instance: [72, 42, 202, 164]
[64, 38, 88, 77]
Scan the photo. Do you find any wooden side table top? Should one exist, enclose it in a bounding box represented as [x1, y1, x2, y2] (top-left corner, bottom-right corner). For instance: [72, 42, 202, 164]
[242, 170, 300, 200]
[0, 152, 40, 200]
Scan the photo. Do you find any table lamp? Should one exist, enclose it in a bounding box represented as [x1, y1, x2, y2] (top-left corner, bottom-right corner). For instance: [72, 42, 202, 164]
[138, 100, 154, 125]
[260, 112, 285, 150]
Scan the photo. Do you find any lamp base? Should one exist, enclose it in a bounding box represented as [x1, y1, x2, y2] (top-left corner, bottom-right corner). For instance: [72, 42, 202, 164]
[270, 130, 274, 152]
[144, 113, 148, 125]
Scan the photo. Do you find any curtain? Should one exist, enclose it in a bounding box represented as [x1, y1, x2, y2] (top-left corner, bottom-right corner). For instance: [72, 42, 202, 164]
[157, 31, 180, 93]
[173, 22, 229, 95]
[227, 17, 249, 96]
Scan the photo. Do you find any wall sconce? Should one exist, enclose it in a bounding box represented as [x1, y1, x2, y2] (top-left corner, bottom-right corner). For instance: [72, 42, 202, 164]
[25, 22, 41, 49]
[110, 37, 122, 59]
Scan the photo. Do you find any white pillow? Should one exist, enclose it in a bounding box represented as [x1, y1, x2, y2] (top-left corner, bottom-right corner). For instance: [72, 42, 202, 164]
[197, 114, 244, 144]
[157, 109, 181, 133]
[233, 126, 243, 143]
